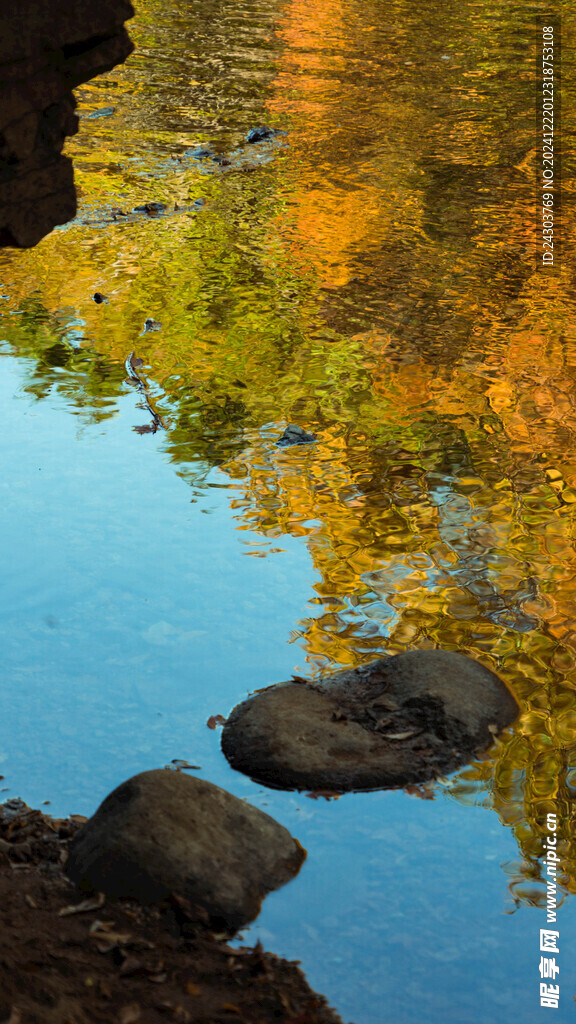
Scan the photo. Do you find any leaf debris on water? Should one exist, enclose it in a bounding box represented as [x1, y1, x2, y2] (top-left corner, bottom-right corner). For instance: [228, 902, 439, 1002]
[207, 715, 227, 729]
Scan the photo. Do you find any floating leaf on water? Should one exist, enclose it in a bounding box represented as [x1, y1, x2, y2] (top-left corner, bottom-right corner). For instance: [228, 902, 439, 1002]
[207, 715, 227, 729]
[171, 759, 202, 770]
[404, 783, 435, 800]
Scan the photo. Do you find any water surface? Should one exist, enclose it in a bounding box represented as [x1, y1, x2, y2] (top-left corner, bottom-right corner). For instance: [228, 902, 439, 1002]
[1, 1, 576, 1021]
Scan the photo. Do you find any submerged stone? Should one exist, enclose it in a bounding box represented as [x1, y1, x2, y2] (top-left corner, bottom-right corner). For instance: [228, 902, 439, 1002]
[276, 424, 317, 446]
[185, 146, 214, 159]
[246, 126, 287, 143]
[66, 769, 306, 931]
[221, 650, 519, 792]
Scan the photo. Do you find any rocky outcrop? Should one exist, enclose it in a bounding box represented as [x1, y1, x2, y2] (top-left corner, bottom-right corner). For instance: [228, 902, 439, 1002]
[0, 0, 134, 248]
[66, 769, 306, 932]
[221, 650, 519, 792]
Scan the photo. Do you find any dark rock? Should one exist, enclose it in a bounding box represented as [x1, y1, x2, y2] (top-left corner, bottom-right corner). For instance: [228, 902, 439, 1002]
[221, 650, 519, 792]
[185, 146, 214, 159]
[133, 201, 167, 215]
[66, 769, 306, 931]
[143, 317, 161, 331]
[276, 424, 317, 446]
[0, 1, 134, 248]
[93, 291, 106, 303]
[246, 126, 287, 143]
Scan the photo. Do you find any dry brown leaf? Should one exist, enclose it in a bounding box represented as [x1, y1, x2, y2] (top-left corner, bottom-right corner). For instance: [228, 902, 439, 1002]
[207, 715, 226, 729]
[59, 893, 105, 916]
[119, 1003, 141, 1024]
[2, 1009, 22, 1024]
[89, 919, 115, 934]
[119, 956, 143, 976]
[404, 783, 435, 801]
[92, 927, 133, 947]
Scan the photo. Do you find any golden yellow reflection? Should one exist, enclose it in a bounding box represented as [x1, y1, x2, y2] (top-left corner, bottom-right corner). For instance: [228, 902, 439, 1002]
[1, 0, 576, 905]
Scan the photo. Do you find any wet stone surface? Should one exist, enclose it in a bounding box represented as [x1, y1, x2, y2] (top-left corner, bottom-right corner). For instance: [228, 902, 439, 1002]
[221, 650, 520, 792]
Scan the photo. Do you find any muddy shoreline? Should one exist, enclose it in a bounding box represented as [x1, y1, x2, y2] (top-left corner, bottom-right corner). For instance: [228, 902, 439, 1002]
[0, 798, 346, 1024]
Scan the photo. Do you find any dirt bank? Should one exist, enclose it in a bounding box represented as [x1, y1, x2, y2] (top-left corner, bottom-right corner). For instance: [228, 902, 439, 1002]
[0, 799, 346, 1024]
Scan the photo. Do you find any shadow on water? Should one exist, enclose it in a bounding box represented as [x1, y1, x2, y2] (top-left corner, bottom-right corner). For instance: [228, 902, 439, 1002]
[1, 0, 576, 1021]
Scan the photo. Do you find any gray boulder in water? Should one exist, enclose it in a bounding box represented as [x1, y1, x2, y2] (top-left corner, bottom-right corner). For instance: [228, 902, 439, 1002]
[221, 650, 519, 792]
[276, 424, 317, 446]
[66, 769, 306, 931]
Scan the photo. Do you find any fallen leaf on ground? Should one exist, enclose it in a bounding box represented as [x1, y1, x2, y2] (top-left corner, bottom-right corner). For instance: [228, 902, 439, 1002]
[91, 925, 133, 948]
[381, 730, 420, 740]
[119, 956, 144, 977]
[119, 1003, 141, 1023]
[59, 893, 105, 916]
[2, 1009, 22, 1024]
